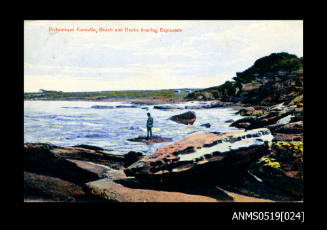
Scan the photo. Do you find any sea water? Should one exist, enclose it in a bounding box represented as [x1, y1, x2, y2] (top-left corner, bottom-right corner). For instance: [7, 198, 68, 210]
[24, 100, 243, 155]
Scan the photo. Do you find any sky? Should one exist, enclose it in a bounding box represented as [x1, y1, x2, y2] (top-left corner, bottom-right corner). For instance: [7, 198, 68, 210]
[24, 20, 303, 92]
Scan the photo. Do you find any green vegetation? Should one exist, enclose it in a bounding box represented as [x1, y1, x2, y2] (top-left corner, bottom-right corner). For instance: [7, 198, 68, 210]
[216, 81, 239, 96]
[184, 52, 303, 101]
[255, 141, 303, 171]
[185, 81, 239, 100]
[257, 157, 281, 169]
[265, 141, 303, 172]
[233, 52, 303, 84]
[270, 141, 303, 161]
[24, 89, 189, 100]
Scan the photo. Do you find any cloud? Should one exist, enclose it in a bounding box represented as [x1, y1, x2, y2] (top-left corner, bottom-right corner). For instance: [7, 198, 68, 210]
[24, 20, 303, 92]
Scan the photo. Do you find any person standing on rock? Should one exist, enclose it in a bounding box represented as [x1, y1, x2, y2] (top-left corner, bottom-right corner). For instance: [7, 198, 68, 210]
[146, 112, 153, 139]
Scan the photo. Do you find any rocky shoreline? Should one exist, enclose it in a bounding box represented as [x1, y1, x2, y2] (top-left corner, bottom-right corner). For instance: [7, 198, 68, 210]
[24, 98, 303, 202]
[24, 53, 303, 202]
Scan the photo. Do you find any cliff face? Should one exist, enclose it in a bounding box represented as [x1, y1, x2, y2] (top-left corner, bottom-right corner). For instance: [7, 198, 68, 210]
[237, 68, 303, 106]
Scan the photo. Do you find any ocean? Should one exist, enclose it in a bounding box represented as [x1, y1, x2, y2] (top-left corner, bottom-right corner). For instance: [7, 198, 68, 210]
[24, 100, 243, 155]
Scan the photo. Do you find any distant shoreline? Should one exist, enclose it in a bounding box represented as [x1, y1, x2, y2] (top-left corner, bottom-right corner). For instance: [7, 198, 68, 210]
[23, 97, 187, 104]
[24, 98, 247, 111]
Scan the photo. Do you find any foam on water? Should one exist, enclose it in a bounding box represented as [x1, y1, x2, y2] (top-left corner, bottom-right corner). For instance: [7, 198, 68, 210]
[24, 100, 243, 155]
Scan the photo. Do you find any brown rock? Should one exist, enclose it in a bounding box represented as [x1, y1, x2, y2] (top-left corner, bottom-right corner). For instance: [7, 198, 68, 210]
[83, 168, 272, 202]
[248, 164, 303, 199]
[127, 136, 173, 144]
[24, 143, 125, 170]
[237, 107, 255, 116]
[288, 94, 303, 106]
[123, 151, 144, 168]
[65, 159, 112, 179]
[24, 143, 128, 184]
[231, 105, 296, 130]
[273, 133, 303, 142]
[269, 121, 303, 134]
[291, 107, 303, 122]
[124, 129, 273, 181]
[247, 141, 303, 198]
[24, 171, 106, 202]
[169, 111, 196, 125]
[230, 116, 257, 129]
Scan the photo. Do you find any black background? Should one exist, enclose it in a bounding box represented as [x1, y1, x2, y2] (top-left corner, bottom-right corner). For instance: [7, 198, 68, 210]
[10, 3, 312, 226]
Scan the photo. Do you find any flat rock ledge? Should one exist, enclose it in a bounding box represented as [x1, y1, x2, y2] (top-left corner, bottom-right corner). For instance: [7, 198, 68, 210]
[125, 128, 273, 181]
[83, 168, 272, 202]
[24, 128, 301, 202]
[127, 136, 173, 144]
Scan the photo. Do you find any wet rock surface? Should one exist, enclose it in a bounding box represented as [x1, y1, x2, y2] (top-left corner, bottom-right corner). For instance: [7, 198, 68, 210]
[24, 98, 303, 202]
[169, 111, 196, 125]
[24, 130, 301, 202]
[127, 136, 173, 144]
[229, 101, 303, 200]
[200, 123, 211, 128]
[124, 129, 273, 181]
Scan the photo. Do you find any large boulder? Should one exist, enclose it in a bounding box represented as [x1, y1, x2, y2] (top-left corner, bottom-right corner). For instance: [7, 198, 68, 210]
[24, 144, 144, 184]
[124, 128, 273, 182]
[24, 171, 108, 202]
[169, 111, 196, 125]
[24, 171, 88, 202]
[23, 144, 146, 201]
[24, 144, 101, 185]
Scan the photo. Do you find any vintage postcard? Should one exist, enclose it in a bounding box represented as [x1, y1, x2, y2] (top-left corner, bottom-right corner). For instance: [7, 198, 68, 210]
[24, 20, 303, 205]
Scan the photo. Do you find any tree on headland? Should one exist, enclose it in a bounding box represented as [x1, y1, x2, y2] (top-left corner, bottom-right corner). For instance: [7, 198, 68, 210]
[233, 52, 303, 84]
